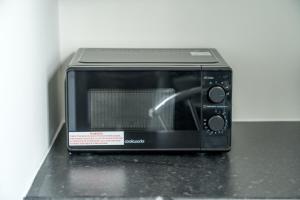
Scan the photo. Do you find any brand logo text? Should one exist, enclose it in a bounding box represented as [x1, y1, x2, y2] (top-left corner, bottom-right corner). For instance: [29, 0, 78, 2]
[125, 139, 145, 144]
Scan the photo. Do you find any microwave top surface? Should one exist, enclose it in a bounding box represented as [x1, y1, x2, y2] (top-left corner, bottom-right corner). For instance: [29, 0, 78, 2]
[67, 48, 229, 68]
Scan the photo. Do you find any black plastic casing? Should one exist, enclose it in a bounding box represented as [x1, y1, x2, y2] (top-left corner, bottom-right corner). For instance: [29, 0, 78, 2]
[65, 48, 232, 152]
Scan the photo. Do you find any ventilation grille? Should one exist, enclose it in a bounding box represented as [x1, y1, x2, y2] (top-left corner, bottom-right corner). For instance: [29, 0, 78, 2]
[88, 89, 175, 130]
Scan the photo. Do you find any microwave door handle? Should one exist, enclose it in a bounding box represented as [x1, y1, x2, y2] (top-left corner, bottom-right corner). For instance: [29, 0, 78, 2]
[149, 86, 202, 130]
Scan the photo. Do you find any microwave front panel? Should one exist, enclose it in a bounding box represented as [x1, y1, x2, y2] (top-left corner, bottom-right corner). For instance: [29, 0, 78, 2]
[67, 70, 202, 132]
[66, 67, 231, 151]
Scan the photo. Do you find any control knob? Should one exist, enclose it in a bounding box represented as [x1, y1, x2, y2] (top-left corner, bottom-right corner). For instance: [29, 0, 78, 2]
[208, 86, 225, 103]
[208, 115, 225, 132]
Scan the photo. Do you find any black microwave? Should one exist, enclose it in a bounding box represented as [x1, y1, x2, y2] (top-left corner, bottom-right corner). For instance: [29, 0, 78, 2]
[66, 48, 232, 152]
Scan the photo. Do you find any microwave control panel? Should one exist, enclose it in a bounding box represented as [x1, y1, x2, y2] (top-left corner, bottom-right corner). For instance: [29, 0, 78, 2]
[201, 68, 232, 150]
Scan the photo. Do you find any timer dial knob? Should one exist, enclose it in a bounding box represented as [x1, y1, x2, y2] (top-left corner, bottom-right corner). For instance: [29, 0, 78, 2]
[208, 115, 225, 132]
[208, 86, 225, 103]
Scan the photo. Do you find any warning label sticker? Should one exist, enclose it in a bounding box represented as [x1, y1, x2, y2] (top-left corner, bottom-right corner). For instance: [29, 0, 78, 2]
[69, 131, 124, 146]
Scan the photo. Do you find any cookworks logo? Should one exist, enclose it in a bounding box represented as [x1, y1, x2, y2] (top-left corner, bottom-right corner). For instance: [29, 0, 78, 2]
[124, 139, 145, 144]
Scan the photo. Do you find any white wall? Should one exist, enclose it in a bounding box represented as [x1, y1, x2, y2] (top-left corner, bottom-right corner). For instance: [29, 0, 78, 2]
[59, 0, 300, 121]
[0, 0, 63, 199]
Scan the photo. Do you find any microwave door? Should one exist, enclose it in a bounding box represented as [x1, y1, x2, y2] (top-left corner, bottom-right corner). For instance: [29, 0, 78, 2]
[149, 86, 202, 131]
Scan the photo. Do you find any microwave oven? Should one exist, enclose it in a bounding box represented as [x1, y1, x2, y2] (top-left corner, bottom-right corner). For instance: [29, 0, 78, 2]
[66, 48, 232, 152]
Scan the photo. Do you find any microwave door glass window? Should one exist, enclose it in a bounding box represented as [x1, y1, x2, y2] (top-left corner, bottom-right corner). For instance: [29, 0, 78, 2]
[70, 70, 202, 132]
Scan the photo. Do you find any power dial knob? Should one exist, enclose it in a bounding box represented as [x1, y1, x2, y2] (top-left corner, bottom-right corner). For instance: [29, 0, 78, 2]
[208, 115, 225, 132]
[208, 86, 225, 103]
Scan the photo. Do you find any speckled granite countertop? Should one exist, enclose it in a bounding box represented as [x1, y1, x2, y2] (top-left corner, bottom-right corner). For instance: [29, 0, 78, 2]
[25, 122, 300, 200]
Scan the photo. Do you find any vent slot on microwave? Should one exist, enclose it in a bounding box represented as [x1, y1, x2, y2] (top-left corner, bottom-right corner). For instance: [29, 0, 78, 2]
[88, 89, 175, 130]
